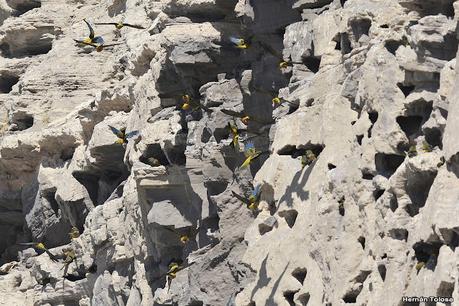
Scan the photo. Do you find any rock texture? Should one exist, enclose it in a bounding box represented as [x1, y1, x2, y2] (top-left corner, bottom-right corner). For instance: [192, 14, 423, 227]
[0, 0, 458, 305]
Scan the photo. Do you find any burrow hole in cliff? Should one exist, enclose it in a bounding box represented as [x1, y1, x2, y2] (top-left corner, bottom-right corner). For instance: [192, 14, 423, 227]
[283, 290, 299, 306]
[397, 83, 415, 98]
[400, 0, 455, 18]
[385, 38, 407, 56]
[302, 55, 321, 73]
[342, 270, 371, 303]
[9, 111, 33, 131]
[0, 72, 19, 93]
[378, 264, 386, 281]
[375, 153, 405, 178]
[333, 32, 352, 54]
[213, 125, 230, 143]
[404, 70, 440, 92]
[297, 293, 310, 306]
[350, 18, 372, 42]
[277, 144, 324, 160]
[187, 301, 204, 306]
[390, 193, 399, 212]
[413, 241, 442, 271]
[7, 0, 42, 16]
[0, 36, 53, 58]
[397, 99, 433, 139]
[42, 190, 60, 216]
[292, 267, 307, 285]
[72, 172, 100, 205]
[72, 171, 126, 206]
[437, 281, 455, 302]
[367, 111, 378, 138]
[373, 188, 385, 201]
[278, 209, 298, 228]
[404, 170, 437, 217]
[424, 126, 443, 149]
[139, 144, 171, 167]
[338, 196, 345, 216]
[358, 236, 366, 249]
[388, 228, 409, 241]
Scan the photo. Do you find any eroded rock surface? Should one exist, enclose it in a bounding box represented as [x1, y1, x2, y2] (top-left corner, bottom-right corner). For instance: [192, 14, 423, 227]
[0, 0, 458, 305]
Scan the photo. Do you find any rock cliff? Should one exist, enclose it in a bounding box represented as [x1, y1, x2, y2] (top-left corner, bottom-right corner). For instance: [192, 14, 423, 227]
[0, 0, 458, 305]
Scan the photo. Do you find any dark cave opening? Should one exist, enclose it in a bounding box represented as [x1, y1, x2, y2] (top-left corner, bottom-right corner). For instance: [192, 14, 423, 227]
[0, 73, 19, 93]
[375, 153, 405, 178]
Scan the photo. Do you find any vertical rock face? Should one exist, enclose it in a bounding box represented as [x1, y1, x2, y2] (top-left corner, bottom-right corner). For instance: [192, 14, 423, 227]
[0, 0, 458, 305]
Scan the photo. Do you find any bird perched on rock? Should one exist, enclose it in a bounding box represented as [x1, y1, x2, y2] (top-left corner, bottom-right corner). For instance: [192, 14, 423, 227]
[301, 150, 317, 168]
[108, 125, 139, 145]
[406, 145, 418, 158]
[421, 141, 432, 153]
[154, 259, 194, 291]
[232, 184, 262, 210]
[18, 242, 59, 262]
[94, 21, 145, 30]
[179, 95, 211, 112]
[240, 142, 263, 169]
[415, 261, 425, 274]
[68, 227, 80, 240]
[61, 249, 77, 276]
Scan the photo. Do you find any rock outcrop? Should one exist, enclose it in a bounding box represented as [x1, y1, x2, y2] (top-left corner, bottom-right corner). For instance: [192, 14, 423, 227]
[0, 0, 458, 305]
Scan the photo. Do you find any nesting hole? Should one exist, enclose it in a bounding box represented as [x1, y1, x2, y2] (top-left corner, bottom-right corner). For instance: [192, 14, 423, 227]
[350, 18, 372, 42]
[297, 293, 310, 306]
[139, 144, 170, 167]
[302, 56, 321, 73]
[279, 209, 298, 228]
[9, 112, 33, 131]
[377, 264, 386, 281]
[283, 290, 299, 306]
[358, 236, 366, 249]
[0, 72, 19, 93]
[404, 170, 437, 217]
[291, 267, 307, 285]
[375, 153, 405, 178]
[388, 228, 409, 241]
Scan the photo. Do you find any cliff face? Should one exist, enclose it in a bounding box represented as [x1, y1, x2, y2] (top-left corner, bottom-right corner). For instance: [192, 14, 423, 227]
[0, 0, 458, 305]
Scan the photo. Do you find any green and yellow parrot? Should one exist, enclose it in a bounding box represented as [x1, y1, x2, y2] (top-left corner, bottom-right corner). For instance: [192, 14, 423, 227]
[108, 125, 139, 145]
[164, 226, 200, 245]
[258, 41, 293, 69]
[232, 184, 262, 210]
[61, 249, 77, 277]
[253, 86, 298, 108]
[94, 21, 145, 30]
[74, 40, 122, 52]
[81, 19, 105, 45]
[68, 227, 80, 240]
[421, 141, 432, 153]
[179, 95, 211, 112]
[221, 109, 274, 126]
[406, 145, 418, 158]
[240, 142, 262, 169]
[229, 36, 250, 49]
[18, 242, 59, 262]
[415, 261, 425, 273]
[301, 150, 317, 168]
[228, 121, 241, 151]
